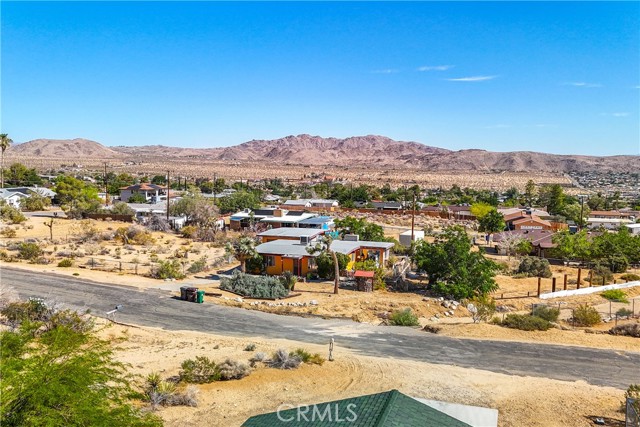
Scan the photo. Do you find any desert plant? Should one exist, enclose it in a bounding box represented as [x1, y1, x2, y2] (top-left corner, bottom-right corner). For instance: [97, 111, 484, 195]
[531, 305, 560, 322]
[469, 295, 496, 323]
[220, 271, 289, 299]
[153, 259, 186, 280]
[501, 314, 552, 331]
[588, 263, 613, 284]
[249, 352, 267, 367]
[0, 202, 26, 224]
[244, 343, 256, 351]
[572, 304, 601, 326]
[216, 359, 251, 380]
[615, 308, 634, 318]
[279, 271, 297, 291]
[267, 349, 302, 370]
[179, 356, 220, 383]
[609, 323, 640, 338]
[389, 308, 420, 326]
[181, 225, 197, 238]
[17, 242, 43, 261]
[516, 256, 552, 278]
[187, 256, 208, 274]
[625, 384, 640, 414]
[600, 289, 629, 303]
[0, 227, 17, 238]
[291, 348, 325, 365]
[57, 258, 73, 268]
[620, 273, 640, 282]
[146, 215, 170, 232]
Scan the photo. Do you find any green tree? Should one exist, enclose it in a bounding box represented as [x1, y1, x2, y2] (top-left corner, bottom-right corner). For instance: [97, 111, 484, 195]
[170, 191, 219, 226]
[226, 236, 259, 273]
[470, 202, 494, 219]
[217, 190, 261, 214]
[20, 191, 51, 211]
[5, 163, 43, 186]
[523, 179, 536, 206]
[561, 202, 590, 227]
[0, 304, 162, 427]
[127, 193, 148, 203]
[334, 216, 386, 241]
[54, 175, 102, 218]
[412, 226, 499, 299]
[478, 209, 506, 233]
[0, 133, 12, 188]
[551, 230, 592, 261]
[538, 184, 565, 215]
[307, 235, 343, 294]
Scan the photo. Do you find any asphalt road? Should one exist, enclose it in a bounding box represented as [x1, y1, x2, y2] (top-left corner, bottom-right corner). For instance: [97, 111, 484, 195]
[3, 267, 639, 389]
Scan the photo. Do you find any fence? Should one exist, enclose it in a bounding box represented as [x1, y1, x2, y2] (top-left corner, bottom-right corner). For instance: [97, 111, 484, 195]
[527, 300, 639, 328]
[82, 255, 229, 277]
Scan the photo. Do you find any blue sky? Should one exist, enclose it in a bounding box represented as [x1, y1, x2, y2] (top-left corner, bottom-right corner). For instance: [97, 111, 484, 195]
[2, 1, 639, 155]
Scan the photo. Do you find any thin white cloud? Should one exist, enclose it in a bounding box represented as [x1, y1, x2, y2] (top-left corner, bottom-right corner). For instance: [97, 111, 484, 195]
[446, 75, 497, 82]
[563, 82, 602, 88]
[418, 65, 453, 72]
[371, 69, 399, 74]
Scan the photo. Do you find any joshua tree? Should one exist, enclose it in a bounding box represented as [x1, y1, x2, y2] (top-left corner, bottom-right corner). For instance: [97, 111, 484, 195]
[0, 133, 13, 189]
[307, 235, 340, 294]
[225, 235, 258, 273]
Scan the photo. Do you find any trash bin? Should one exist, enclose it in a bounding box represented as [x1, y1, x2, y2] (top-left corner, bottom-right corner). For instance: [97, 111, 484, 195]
[186, 287, 198, 302]
[196, 290, 205, 304]
[180, 286, 189, 301]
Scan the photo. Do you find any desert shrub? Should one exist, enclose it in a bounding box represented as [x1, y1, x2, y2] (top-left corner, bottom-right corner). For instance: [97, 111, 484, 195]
[18, 242, 43, 261]
[516, 256, 552, 278]
[146, 215, 170, 232]
[0, 202, 26, 224]
[109, 202, 135, 216]
[0, 298, 54, 327]
[267, 349, 302, 370]
[290, 348, 325, 365]
[501, 314, 552, 331]
[589, 263, 613, 284]
[179, 356, 220, 383]
[249, 352, 267, 367]
[1, 227, 17, 238]
[279, 271, 297, 291]
[57, 258, 73, 268]
[187, 256, 208, 274]
[531, 305, 560, 322]
[181, 226, 197, 238]
[469, 295, 496, 323]
[220, 271, 289, 299]
[216, 359, 251, 380]
[244, 343, 256, 351]
[572, 304, 601, 326]
[600, 289, 629, 303]
[115, 225, 155, 246]
[626, 385, 640, 413]
[620, 273, 640, 282]
[244, 254, 264, 274]
[153, 259, 186, 280]
[616, 308, 634, 318]
[609, 324, 640, 338]
[389, 308, 420, 326]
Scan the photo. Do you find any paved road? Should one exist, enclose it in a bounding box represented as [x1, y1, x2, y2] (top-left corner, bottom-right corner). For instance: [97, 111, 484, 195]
[3, 267, 639, 389]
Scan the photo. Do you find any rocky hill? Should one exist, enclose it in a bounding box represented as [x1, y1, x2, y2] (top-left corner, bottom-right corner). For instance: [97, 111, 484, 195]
[8, 134, 640, 173]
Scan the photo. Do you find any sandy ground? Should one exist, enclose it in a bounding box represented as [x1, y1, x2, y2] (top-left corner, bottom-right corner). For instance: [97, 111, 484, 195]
[97, 320, 630, 427]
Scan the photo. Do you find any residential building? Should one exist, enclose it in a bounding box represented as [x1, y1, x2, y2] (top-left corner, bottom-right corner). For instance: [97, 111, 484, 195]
[0, 189, 28, 208]
[512, 215, 553, 231]
[626, 223, 640, 235]
[119, 183, 166, 203]
[586, 217, 633, 230]
[257, 228, 325, 243]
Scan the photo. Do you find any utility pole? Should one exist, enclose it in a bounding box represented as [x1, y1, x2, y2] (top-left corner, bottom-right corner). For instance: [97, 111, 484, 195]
[578, 194, 588, 230]
[166, 170, 170, 222]
[411, 193, 416, 242]
[103, 163, 109, 206]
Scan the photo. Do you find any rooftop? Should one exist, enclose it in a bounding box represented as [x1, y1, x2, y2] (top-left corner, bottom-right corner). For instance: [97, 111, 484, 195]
[258, 228, 325, 238]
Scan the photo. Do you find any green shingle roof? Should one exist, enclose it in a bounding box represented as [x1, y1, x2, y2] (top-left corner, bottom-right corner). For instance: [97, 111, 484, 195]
[242, 389, 472, 427]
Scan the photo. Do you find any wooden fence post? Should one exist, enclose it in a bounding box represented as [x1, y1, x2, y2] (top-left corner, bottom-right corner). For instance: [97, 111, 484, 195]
[119, 262, 122, 272]
[577, 268, 582, 288]
[588, 270, 593, 287]
[602, 276, 605, 286]
[537, 277, 542, 297]
[563, 274, 568, 290]
[552, 277, 556, 293]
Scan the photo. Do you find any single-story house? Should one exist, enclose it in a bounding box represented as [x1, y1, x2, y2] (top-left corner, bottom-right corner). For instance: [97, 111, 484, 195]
[590, 210, 635, 220]
[0, 189, 28, 208]
[8, 186, 57, 199]
[260, 210, 318, 228]
[587, 217, 633, 230]
[626, 223, 640, 235]
[512, 215, 553, 231]
[242, 389, 498, 427]
[119, 183, 167, 203]
[229, 207, 281, 230]
[492, 229, 557, 257]
[282, 199, 312, 208]
[257, 228, 325, 244]
[297, 215, 335, 230]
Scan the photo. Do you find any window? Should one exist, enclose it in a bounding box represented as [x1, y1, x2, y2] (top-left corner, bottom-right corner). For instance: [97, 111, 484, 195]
[266, 256, 276, 267]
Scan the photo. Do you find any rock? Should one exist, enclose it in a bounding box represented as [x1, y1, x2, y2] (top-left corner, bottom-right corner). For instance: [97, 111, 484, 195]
[429, 317, 439, 322]
[309, 300, 319, 306]
[234, 297, 243, 303]
[442, 301, 451, 308]
[444, 312, 450, 316]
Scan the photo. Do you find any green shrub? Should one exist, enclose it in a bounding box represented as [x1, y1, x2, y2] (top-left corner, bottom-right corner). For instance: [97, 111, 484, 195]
[153, 259, 186, 280]
[604, 254, 629, 274]
[501, 314, 552, 331]
[589, 263, 613, 284]
[57, 258, 74, 268]
[179, 356, 220, 383]
[244, 343, 256, 351]
[290, 348, 325, 365]
[187, 256, 208, 274]
[279, 271, 297, 290]
[531, 305, 560, 322]
[181, 226, 197, 238]
[470, 295, 496, 323]
[389, 308, 420, 326]
[600, 289, 629, 303]
[0, 227, 17, 238]
[316, 252, 350, 280]
[616, 308, 633, 318]
[220, 271, 289, 299]
[572, 304, 601, 326]
[620, 273, 640, 281]
[18, 242, 43, 261]
[516, 256, 552, 278]
[0, 202, 27, 224]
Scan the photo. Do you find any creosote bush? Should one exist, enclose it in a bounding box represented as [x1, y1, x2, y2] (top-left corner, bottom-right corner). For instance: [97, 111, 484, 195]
[187, 256, 208, 274]
[153, 259, 186, 280]
[389, 308, 420, 326]
[57, 258, 74, 268]
[291, 348, 325, 365]
[17, 242, 43, 261]
[500, 314, 552, 331]
[516, 256, 552, 278]
[179, 356, 220, 383]
[572, 304, 601, 327]
[531, 305, 560, 322]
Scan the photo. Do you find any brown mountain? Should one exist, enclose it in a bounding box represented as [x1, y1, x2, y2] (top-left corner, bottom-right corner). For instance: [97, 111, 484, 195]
[8, 138, 123, 158]
[8, 135, 640, 173]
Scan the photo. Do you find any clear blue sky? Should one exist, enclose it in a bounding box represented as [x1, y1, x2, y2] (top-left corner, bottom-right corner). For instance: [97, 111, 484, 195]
[2, 1, 639, 155]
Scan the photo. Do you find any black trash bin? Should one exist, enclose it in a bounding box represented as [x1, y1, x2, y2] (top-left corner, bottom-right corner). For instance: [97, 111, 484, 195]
[186, 287, 198, 302]
[180, 286, 189, 301]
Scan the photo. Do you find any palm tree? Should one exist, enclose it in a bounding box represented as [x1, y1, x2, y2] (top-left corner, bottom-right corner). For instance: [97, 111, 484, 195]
[226, 236, 258, 273]
[307, 235, 341, 294]
[0, 134, 13, 189]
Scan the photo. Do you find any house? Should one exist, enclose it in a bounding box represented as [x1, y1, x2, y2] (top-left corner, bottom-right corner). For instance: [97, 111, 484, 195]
[119, 183, 166, 203]
[297, 215, 335, 230]
[586, 217, 633, 230]
[399, 229, 425, 247]
[590, 210, 635, 220]
[0, 189, 28, 208]
[626, 223, 640, 235]
[282, 199, 312, 208]
[511, 215, 553, 231]
[255, 237, 394, 276]
[282, 199, 339, 209]
[492, 229, 557, 257]
[242, 389, 498, 427]
[259, 210, 318, 228]
[354, 201, 403, 210]
[9, 186, 57, 200]
[257, 228, 325, 243]
[229, 207, 281, 230]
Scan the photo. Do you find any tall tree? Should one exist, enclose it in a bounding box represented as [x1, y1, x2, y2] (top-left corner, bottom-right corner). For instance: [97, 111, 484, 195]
[0, 133, 13, 189]
[307, 235, 341, 294]
[523, 179, 536, 206]
[478, 209, 506, 233]
[226, 236, 259, 273]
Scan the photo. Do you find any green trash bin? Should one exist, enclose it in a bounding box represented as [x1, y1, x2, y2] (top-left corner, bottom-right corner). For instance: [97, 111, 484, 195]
[196, 290, 205, 304]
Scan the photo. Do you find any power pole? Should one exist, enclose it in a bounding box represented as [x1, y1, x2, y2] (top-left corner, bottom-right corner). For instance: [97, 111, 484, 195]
[166, 170, 170, 222]
[411, 193, 416, 242]
[103, 163, 109, 206]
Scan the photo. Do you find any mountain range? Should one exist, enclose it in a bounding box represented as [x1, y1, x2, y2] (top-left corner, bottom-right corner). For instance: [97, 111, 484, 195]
[7, 135, 640, 173]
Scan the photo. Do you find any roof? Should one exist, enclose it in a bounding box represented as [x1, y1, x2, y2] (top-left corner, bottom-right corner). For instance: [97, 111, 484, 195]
[299, 216, 334, 225]
[125, 202, 167, 213]
[330, 240, 395, 255]
[242, 389, 472, 427]
[119, 183, 166, 191]
[261, 213, 318, 223]
[0, 190, 27, 200]
[258, 228, 325, 239]
[512, 215, 552, 227]
[493, 230, 557, 248]
[283, 199, 311, 206]
[354, 270, 375, 278]
[590, 210, 623, 217]
[2, 187, 56, 198]
[256, 240, 312, 258]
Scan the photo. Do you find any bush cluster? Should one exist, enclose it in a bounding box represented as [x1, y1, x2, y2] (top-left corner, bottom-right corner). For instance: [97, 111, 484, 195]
[588, 264, 613, 284]
[290, 348, 325, 365]
[389, 308, 420, 326]
[0, 202, 27, 224]
[531, 305, 560, 322]
[153, 259, 186, 280]
[600, 289, 629, 303]
[609, 324, 640, 338]
[500, 314, 552, 331]
[516, 256, 552, 278]
[179, 356, 220, 383]
[187, 256, 208, 274]
[18, 242, 43, 261]
[620, 273, 640, 282]
[572, 304, 601, 326]
[57, 258, 74, 268]
[220, 271, 289, 299]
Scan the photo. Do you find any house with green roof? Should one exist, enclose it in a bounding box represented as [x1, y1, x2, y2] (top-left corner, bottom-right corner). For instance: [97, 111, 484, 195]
[242, 389, 497, 426]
